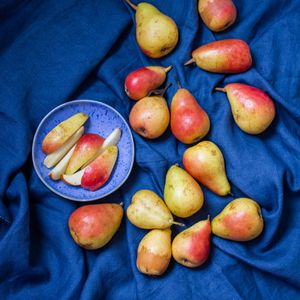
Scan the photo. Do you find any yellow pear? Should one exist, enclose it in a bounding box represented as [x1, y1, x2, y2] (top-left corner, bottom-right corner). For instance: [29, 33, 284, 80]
[164, 165, 204, 218]
[125, 0, 179, 58]
[183, 141, 231, 196]
[127, 189, 183, 229]
[136, 229, 171, 276]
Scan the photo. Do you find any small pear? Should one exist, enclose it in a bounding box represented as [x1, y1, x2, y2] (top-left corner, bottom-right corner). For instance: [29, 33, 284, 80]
[164, 165, 204, 218]
[212, 198, 264, 241]
[137, 229, 171, 276]
[125, 66, 172, 101]
[171, 87, 210, 144]
[68, 203, 123, 250]
[215, 83, 276, 134]
[183, 141, 231, 196]
[198, 0, 237, 32]
[129, 94, 170, 139]
[127, 189, 184, 229]
[172, 217, 211, 268]
[185, 39, 252, 74]
[125, 0, 179, 58]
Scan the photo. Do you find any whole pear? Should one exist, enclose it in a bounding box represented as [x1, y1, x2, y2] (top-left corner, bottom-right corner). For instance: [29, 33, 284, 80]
[68, 203, 123, 250]
[215, 83, 276, 134]
[212, 198, 264, 241]
[171, 88, 210, 144]
[172, 217, 211, 268]
[127, 189, 183, 229]
[183, 141, 231, 196]
[129, 95, 170, 139]
[125, 66, 172, 101]
[125, 0, 179, 58]
[137, 229, 171, 276]
[185, 39, 252, 73]
[198, 0, 237, 32]
[164, 165, 204, 218]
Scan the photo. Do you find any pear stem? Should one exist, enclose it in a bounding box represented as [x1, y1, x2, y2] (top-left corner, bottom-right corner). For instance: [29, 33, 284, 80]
[170, 220, 185, 227]
[207, 215, 210, 221]
[229, 192, 234, 197]
[164, 65, 173, 73]
[184, 58, 195, 66]
[215, 87, 226, 93]
[174, 76, 182, 89]
[119, 202, 124, 207]
[162, 82, 172, 96]
[125, 0, 137, 10]
[147, 82, 172, 97]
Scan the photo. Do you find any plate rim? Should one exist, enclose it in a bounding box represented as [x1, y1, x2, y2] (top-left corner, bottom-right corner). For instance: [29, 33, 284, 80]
[32, 99, 135, 202]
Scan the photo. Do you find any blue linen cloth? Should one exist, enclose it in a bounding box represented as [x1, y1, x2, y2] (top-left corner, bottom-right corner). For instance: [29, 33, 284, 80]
[1, 0, 300, 299]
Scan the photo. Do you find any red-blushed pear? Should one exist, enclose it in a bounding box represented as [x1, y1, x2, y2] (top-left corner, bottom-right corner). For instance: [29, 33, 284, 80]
[65, 133, 104, 175]
[42, 112, 88, 154]
[184, 39, 252, 74]
[198, 0, 237, 32]
[125, 66, 172, 101]
[136, 229, 171, 276]
[81, 145, 118, 191]
[170, 87, 210, 144]
[68, 203, 123, 250]
[212, 198, 264, 241]
[183, 141, 231, 196]
[215, 83, 276, 134]
[172, 217, 211, 268]
[129, 84, 171, 139]
[62, 145, 118, 191]
[44, 126, 84, 168]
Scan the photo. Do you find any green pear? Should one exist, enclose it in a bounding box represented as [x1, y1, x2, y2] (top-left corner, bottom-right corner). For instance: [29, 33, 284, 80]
[127, 189, 184, 229]
[125, 0, 179, 58]
[164, 165, 204, 218]
[183, 141, 231, 196]
[212, 198, 264, 241]
[136, 229, 171, 276]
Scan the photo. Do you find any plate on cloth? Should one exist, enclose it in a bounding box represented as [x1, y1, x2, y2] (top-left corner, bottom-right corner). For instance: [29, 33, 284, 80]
[32, 100, 134, 201]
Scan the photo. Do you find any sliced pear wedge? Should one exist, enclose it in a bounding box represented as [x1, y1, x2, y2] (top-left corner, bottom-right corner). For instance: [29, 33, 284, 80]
[43, 126, 84, 168]
[48, 145, 76, 180]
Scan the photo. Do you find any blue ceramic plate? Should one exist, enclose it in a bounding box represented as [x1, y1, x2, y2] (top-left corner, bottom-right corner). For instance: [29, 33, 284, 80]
[32, 100, 134, 201]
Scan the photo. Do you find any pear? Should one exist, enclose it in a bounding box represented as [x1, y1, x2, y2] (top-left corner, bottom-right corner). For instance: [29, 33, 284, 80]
[172, 217, 211, 268]
[68, 203, 123, 250]
[185, 39, 252, 74]
[42, 112, 88, 154]
[62, 145, 118, 191]
[44, 126, 84, 168]
[198, 0, 237, 32]
[164, 165, 204, 218]
[127, 189, 184, 229]
[136, 229, 171, 276]
[171, 87, 210, 144]
[212, 198, 264, 241]
[125, 0, 179, 58]
[65, 133, 104, 174]
[125, 65, 172, 101]
[129, 94, 170, 139]
[215, 83, 276, 134]
[183, 141, 231, 196]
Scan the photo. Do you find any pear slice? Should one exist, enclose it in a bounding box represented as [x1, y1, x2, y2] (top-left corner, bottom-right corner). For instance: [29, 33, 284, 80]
[43, 126, 84, 168]
[48, 145, 76, 180]
[62, 145, 118, 191]
[80, 128, 121, 169]
[42, 112, 88, 154]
